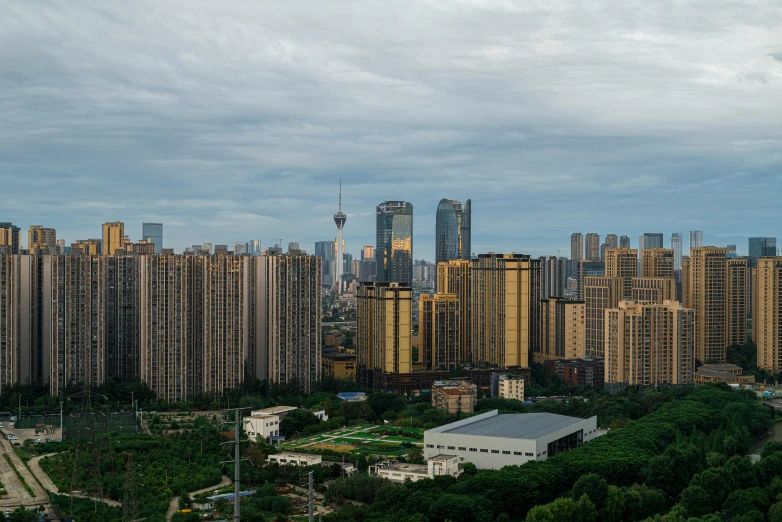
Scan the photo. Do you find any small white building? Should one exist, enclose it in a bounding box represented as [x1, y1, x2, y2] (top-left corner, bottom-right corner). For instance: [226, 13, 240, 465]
[498, 374, 525, 402]
[268, 452, 322, 466]
[244, 406, 299, 443]
[424, 410, 600, 470]
[371, 455, 461, 483]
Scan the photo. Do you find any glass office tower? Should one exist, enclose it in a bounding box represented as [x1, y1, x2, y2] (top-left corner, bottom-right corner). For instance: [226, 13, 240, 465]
[376, 201, 413, 284]
[435, 198, 471, 268]
[142, 223, 163, 254]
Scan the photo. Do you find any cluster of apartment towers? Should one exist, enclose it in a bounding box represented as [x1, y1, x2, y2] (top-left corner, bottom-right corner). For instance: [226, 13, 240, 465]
[358, 229, 782, 390]
[0, 221, 322, 401]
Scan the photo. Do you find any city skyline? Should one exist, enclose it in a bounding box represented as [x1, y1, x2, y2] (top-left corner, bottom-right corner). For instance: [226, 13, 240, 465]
[2, 3, 781, 260]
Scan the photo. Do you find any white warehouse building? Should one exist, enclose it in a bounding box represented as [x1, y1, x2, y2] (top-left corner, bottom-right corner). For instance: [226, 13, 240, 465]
[424, 410, 601, 470]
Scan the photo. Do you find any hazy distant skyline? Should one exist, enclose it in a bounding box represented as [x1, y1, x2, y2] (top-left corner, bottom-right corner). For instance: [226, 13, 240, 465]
[2, 2, 781, 259]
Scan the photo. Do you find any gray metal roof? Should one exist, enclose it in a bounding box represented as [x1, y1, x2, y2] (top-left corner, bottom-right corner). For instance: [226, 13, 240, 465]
[440, 412, 587, 440]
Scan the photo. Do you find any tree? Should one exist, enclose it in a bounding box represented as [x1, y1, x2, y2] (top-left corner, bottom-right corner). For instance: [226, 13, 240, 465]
[406, 446, 424, 464]
[724, 488, 769, 520]
[7, 508, 38, 522]
[279, 409, 320, 437]
[768, 501, 782, 522]
[571, 473, 608, 511]
[461, 462, 477, 476]
[680, 485, 710, 517]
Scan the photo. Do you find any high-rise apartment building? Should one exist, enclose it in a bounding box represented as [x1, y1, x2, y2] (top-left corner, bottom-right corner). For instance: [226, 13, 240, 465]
[43, 254, 108, 395]
[435, 199, 471, 271]
[356, 282, 412, 388]
[249, 240, 262, 256]
[577, 260, 605, 299]
[0, 255, 39, 390]
[605, 234, 619, 249]
[141, 223, 163, 254]
[0, 223, 22, 254]
[470, 254, 541, 368]
[605, 248, 638, 299]
[419, 293, 460, 370]
[102, 221, 125, 256]
[726, 257, 749, 346]
[727, 245, 737, 258]
[570, 233, 584, 265]
[287, 242, 300, 253]
[106, 254, 139, 382]
[630, 277, 676, 303]
[28, 226, 56, 254]
[362, 245, 375, 260]
[689, 230, 704, 253]
[604, 300, 694, 386]
[438, 259, 471, 363]
[683, 247, 745, 363]
[754, 257, 782, 372]
[376, 201, 413, 284]
[585, 233, 600, 261]
[540, 298, 586, 361]
[584, 276, 623, 356]
[671, 232, 683, 271]
[72, 239, 101, 255]
[749, 237, 777, 268]
[619, 235, 631, 249]
[642, 249, 674, 279]
[540, 256, 568, 299]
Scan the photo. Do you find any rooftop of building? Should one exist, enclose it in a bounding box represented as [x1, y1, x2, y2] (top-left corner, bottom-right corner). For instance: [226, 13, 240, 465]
[429, 410, 591, 440]
[323, 352, 357, 361]
[433, 380, 476, 388]
[696, 363, 744, 372]
[427, 454, 458, 462]
[380, 462, 429, 473]
[248, 406, 298, 417]
[270, 452, 322, 461]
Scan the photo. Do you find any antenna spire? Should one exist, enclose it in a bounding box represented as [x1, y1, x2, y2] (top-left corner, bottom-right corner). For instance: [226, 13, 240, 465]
[339, 179, 342, 212]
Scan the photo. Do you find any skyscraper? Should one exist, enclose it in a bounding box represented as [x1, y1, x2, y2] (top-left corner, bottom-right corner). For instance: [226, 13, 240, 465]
[102, 221, 125, 256]
[470, 254, 541, 368]
[142, 223, 163, 254]
[683, 247, 740, 363]
[249, 240, 262, 256]
[585, 233, 600, 261]
[333, 181, 347, 292]
[584, 276, 622, 356]
[27, 226, 56, 254]
[642, 249, 674, 279]
[376, 201, 413, 284]
[570, 233, 584, 264]
[643, 233, 664, 249]
[540, 256, 568, 299]
[605, 300, 694, 386]
[357, 282, 412, 389]
[435, 198, 471, 268]
[689, 230, 704, 254]
[362, 245, 375, 260]
[619, 235, 631, 249]
[314, 240, 335, 286]
[749, 237, 777, 268]
[287, 242, 300, 253]
[605, 234, 619, 249]
[419, 292, 460, 370]
[437, 259, 471, 363]
[754, 257, 782, 373]
[0, 223, 21, 254]
[541, 298, 586, 360]
[671, 232, 683, 271]
[605, 248, 639, 299]
[726, 257, 749, 347]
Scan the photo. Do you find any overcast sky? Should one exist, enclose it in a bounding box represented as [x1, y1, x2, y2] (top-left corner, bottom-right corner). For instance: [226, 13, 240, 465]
[2, 1, 781, 258]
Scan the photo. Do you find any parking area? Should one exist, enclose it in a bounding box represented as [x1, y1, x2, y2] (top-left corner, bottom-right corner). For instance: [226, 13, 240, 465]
[0, 417, 61, 447]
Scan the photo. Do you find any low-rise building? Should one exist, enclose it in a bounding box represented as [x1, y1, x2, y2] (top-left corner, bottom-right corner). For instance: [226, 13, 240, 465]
[322, 352, 357, 381]
[244, 406, 299, 442]
[694, 363, 756, 386]
[267, 453, 322, 466]
[497, 374, 525, 402]
[424, 409, 600, 470]
[431, 380, 477, 413]
[371, 455, 461, 483]
[546, 358, 605, 387]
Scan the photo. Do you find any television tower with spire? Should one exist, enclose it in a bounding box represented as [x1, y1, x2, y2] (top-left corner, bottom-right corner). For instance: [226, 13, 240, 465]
[333, 180, 347, 293]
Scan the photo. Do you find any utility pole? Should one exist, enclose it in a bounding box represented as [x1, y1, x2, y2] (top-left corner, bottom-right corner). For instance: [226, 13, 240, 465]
[234, 408, 240, 522]
[308, 471, 314, 522]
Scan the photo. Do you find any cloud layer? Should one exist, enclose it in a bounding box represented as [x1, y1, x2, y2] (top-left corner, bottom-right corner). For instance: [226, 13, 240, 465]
[2, 1, 781, 257]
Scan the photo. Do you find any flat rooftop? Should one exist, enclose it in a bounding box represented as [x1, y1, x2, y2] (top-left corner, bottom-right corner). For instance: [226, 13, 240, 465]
[433, 411, 589, 440]
[381, 462, 428, 473]
[249, 406, 297, 417]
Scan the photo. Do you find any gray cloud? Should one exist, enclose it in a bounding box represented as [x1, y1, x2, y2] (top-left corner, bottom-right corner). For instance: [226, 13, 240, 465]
[1, 1, 781, 257]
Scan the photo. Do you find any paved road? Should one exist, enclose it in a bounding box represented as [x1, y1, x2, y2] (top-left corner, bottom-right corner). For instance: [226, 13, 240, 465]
[26, 452, 121, 507]
[165, 475, 231, 521]
[0, 438, 48, 508]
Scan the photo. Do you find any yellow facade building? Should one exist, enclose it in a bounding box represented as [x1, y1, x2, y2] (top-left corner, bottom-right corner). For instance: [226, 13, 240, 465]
[605, 248, 638, 298]
[540, 298, 586, 361]
[754, 257, 782, 372]
[437, 259, 471, 362]
[322, 352, 357, 381]
[584, 276, 623, 356]
[419, 293, 460, 370]
[102, 221, 125, 256]
[726, 257, 749, 347]
[469, 253, 541, 368]
[356, 282, 412, 388]
[641, 248, 675, 279]
[604, 300, 694, 386]
[631, 277, 676, 303]
[28, 226, 57, 254]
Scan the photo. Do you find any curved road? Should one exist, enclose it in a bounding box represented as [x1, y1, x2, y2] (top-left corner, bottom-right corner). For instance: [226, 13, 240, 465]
[165, 475, 231, 521]
[26, 453, 121, 507]
[0, 438, 47, 508]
